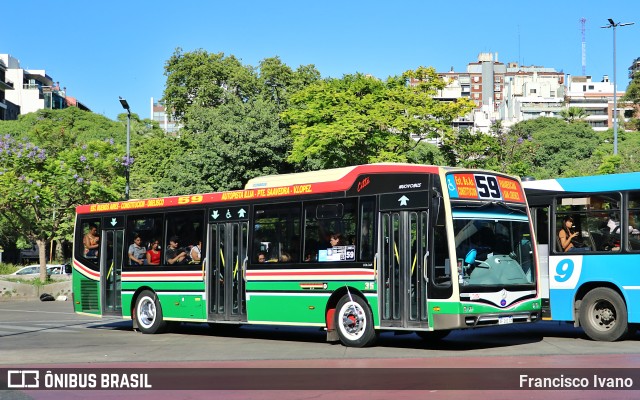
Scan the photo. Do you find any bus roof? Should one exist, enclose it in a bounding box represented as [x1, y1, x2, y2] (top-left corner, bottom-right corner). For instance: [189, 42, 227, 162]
[244, 163, 433, 189]
[76, 163, 440, 215]
[522, 172, 640, 194]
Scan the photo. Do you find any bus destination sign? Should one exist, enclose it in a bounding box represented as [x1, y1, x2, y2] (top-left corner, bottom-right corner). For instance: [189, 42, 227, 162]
[446, 173, 524, 203]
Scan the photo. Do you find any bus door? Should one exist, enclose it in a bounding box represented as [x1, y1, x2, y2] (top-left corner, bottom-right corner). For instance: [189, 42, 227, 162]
[379, 208, 430, 329]
[101, 228, 124, 315]
[207, 221, 248, 322]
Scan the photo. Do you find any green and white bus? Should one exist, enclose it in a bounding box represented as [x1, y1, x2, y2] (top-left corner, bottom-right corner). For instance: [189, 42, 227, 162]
[72, 163, 541, 347]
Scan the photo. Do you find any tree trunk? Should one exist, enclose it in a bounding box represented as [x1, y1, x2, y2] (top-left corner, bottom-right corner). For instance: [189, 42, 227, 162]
[36, 239, 47, 283]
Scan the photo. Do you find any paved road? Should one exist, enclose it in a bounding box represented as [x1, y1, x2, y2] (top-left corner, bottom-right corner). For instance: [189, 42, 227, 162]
[1, 301, 639, 400]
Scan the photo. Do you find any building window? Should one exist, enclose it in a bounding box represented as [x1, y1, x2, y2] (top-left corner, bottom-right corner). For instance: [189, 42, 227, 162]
[530, 89, 537, 94]
[473, 76, 480, 83]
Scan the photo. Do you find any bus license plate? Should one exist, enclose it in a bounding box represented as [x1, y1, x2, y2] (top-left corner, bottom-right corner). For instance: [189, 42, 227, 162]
[499, 316, 513, 325]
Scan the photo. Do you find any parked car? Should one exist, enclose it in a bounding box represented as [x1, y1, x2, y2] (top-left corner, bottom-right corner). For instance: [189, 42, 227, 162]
[11, 264, 67, 277]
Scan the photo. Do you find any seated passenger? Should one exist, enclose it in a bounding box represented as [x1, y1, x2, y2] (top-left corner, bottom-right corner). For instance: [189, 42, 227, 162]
[166, 236, 188, 265]
[190, 240, 202, 263]
[257, 252, 266, 263]
[128, 234, 146, 265]
[558, 216, 587, 252]
[146, 239, 161, 265]
[329, 233, 346, 247]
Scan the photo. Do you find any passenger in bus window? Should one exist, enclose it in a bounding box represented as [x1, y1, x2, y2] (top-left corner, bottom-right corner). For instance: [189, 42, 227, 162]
[558, 216, 587, 252]
[257, 252, 266, 263]
[279, 252, 291, 262]
[83, 224, 100, 258]
[146, 240, 161, 265]
[190, 240, 202, 263]
[329, 233, 346, 247]
[128, 234, 147, 265]
[166, 236, 188, 265]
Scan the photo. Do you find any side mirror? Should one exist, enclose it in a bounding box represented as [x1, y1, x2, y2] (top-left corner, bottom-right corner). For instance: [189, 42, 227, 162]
[464, 249, 477, 265]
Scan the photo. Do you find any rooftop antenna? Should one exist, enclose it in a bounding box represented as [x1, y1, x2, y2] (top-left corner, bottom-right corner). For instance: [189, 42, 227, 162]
[580, 18, 587, 75]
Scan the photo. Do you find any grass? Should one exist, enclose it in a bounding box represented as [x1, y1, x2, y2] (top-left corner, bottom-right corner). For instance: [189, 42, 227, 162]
[0, 263, 19, 275]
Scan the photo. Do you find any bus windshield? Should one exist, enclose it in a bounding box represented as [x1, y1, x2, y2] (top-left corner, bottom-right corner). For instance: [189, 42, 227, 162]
[452, 204, 535, 288]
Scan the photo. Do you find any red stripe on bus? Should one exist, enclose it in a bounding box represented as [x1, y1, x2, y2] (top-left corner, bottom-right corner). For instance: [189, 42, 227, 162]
[73, 259, 100, 279]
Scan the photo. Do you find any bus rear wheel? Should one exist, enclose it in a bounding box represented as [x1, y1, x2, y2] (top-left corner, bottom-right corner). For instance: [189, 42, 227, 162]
[579, 287, 628, 342]
[135, 290, 167, 334]
[334, 294, 377, 347]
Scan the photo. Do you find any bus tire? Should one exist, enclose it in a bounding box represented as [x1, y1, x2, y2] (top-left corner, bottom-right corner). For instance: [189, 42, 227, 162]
[335, 294, 377, 347]
[579, 287, 628, 342]
[416, 330, 451, 341]
[135, 290, 167, 334]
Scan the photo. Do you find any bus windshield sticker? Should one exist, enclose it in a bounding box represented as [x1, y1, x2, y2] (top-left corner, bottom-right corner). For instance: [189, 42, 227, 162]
[318, 245, 356, 262]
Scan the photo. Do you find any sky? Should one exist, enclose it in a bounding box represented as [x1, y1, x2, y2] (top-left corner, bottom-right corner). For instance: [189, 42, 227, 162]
[4, 0, 639, 122]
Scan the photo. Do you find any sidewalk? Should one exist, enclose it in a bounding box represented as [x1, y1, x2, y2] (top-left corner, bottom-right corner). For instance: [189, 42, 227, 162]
[0, 276, 71, 301]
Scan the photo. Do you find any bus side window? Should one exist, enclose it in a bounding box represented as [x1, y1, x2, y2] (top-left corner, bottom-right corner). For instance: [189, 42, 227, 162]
[78, 218, 101, 263]
[253, 203, 301, 264]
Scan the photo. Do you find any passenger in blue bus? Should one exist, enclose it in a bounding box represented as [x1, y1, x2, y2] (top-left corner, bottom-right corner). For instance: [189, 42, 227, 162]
[128, 234, 147, 265]
[558, 216, 587, 252]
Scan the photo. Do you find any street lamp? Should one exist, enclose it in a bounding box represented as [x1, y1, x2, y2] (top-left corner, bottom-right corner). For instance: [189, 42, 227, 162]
[601, 18, 634, 155]
[119, 97, 131, 200]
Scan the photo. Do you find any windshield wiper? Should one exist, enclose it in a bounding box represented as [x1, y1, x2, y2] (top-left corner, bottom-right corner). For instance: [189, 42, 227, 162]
[493, 201, 526, 215]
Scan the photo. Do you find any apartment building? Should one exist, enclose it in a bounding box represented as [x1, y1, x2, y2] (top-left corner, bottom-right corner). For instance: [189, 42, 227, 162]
[565, 74, 629, 131]
[0, 57, 19, 120]
[425, 53, 564, 132]
[150, 97, 180, 134]
[0, 54, 89, 120]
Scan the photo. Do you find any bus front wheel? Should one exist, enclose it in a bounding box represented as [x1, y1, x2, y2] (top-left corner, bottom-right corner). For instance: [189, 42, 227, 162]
[135, 290, 167, 334]
[579, 287, 628, 342]
[334, 294, 377, 347]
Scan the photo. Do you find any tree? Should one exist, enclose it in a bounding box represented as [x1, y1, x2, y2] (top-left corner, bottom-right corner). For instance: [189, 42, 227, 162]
[559, 107, 587, 122]
[282, 68, 474, 170]
[0, 108, 127, 281]
[154, 98, 292, 194]
[623, 72, 640, 131]
[163, 48, 259, 123]
[439, 128, 500, 169]
[510, 118, 599, 178]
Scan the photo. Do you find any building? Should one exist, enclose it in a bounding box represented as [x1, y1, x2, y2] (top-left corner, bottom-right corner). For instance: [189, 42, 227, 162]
[565, 75, 630, 131]
[499, 63, 565, 126]
[150, 97, 180, 134]
[0, 57, 18, 121]
[629, 57, 640, 79]
[423, 53, 564, 133]
[0, 54, 90, 120]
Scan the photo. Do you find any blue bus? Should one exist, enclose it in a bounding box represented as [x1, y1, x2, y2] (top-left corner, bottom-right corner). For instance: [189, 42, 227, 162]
[523, 172, 640, 341]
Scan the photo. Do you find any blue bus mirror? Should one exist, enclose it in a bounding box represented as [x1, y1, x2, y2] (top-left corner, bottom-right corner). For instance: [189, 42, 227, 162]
[465, 249, 477, 265]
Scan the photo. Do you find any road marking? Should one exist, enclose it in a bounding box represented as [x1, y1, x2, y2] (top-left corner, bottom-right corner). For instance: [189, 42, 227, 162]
[0, 308, 77, 315]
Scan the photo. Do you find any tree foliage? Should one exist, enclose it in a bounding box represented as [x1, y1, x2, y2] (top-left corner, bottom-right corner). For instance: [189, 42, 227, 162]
[0, 108, 127, 279]
[282, 68, 474, 170]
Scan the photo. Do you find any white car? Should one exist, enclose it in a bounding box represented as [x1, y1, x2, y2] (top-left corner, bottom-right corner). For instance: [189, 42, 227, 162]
[11, 264, 67, 277]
